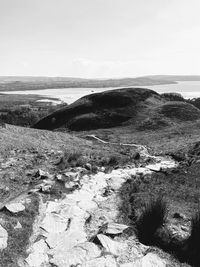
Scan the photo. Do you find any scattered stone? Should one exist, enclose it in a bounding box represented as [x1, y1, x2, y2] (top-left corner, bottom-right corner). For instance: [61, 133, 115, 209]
[56, 174, 63, 181]
[65, 181, 79, 190]
[0, 224, 8, 250]
[5, 202, 25, 213]
[34, 169, 50, 179]
[39, 180, 55, 193]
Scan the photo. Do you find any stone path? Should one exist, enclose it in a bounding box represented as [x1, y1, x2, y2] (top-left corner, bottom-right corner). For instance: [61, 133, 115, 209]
[17, 147, 176, 267]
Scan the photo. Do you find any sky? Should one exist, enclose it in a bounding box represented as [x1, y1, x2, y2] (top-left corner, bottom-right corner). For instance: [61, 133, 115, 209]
[0, 0, 200, 78]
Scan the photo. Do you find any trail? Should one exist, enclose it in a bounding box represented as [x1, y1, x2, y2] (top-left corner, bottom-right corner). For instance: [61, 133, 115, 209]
[18, 140, 177, 267]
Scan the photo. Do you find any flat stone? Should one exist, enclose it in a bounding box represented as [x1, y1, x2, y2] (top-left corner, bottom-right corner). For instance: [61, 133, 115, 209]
[146, 164, 161, 172]
[78, 199, 98, 210]
[25, 239, 49, 267]
[50, 242, 101, 267]
[83, 255, 118, 267]
[0, 225, 8, 250]
[47, 230, 87, 251]
[104, 223, 129, 235]
[40, 213, 68, 234]
[97, 234, 127, 256]
[5, 202, 25, 213]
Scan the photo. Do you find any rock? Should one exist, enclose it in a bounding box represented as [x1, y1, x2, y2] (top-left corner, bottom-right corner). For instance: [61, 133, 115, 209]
[82, 255, 118, 267]
[64, 171, 79, 181]
[85, 163, 92, 171]
[40, 213, 68, 234]
[56, 174, 63, 181]
[65, 181, 79, 190]
[103, 222, 129, 235]
[0, 224, 8, 250]
[34, 169, 50, 179]
[121, 253, 167, 267]
[39, 180, 55, 193]
[146, 164, 161, 172]
[14, 221, 22, 229]
[5, 202, 25, 213]
[97, 234, 127, 256]
[47, 230, 87, 251]
[25, 239, 49, 267]
[50, 242, 101, 267]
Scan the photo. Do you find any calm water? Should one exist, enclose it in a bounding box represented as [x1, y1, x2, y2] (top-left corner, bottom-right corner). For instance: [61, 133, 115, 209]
[2, 81, 200, 104]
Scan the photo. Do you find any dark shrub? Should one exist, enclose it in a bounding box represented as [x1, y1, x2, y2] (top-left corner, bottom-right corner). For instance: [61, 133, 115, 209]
[161, 92, 185, 102]
[179, 212, 200, 266]
[136, 197, 168, 245]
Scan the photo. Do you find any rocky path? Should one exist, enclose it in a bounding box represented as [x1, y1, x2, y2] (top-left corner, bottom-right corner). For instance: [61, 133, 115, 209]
[12, 138, 176, 267]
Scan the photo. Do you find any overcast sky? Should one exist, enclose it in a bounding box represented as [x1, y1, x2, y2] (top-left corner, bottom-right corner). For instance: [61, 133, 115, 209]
[0, 0, 200, 78]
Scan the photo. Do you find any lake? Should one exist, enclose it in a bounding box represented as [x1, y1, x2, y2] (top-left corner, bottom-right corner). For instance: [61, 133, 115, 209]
[2, 81, 200, 104]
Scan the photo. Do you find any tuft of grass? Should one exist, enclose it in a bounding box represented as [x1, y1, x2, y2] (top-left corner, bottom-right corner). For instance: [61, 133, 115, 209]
[57, 150, 85, 169]
[136, 197, 168, 245]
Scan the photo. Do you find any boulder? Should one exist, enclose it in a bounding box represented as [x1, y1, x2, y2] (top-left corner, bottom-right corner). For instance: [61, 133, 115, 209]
[5, 202, 25, 213]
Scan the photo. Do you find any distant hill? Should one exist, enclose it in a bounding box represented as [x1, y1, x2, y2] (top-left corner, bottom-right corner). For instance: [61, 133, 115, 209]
[0, 76, 175, 91]
[33, 87, 200, 131]
[140, 75, 200, 82]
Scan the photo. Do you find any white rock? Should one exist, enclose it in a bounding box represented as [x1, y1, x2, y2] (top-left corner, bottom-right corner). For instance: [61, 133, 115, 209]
[47, 230, 87, 251]
[25, 239, 49, 267]
[83, 255, 118, 267]
[50, 242, 101, 267]
[146, 164, 161, 172]
[104, 223, 129, 235]
[97, 234, 127, 256]
[5, 202, 25, 213]
[40, 213, 68, 234]
[78, 199, 98, 210]
[14, 221, 22, 229]
[121, 253, 167, 267]
[0, 225, 8, 250]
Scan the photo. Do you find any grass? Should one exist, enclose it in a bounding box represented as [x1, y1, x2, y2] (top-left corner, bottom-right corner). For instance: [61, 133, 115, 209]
[56, 148, 129, 171]
[0, 194, 39, 267]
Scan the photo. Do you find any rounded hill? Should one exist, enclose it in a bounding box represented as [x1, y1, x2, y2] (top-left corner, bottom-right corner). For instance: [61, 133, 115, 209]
[33, 88, 159, 131]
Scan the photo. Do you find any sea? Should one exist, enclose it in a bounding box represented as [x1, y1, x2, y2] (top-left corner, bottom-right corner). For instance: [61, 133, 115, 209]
[2, 81, 200, 105]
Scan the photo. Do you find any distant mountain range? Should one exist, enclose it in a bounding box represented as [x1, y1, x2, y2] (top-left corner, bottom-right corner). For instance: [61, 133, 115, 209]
[0, 75, 200, 91]
[0, 76, 175, 91]
[140, 75, 200, 81]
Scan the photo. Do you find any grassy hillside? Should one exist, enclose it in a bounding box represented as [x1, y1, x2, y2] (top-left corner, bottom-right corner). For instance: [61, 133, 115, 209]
[141, 75, 200, 81]
[33, 87, 200, 131]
